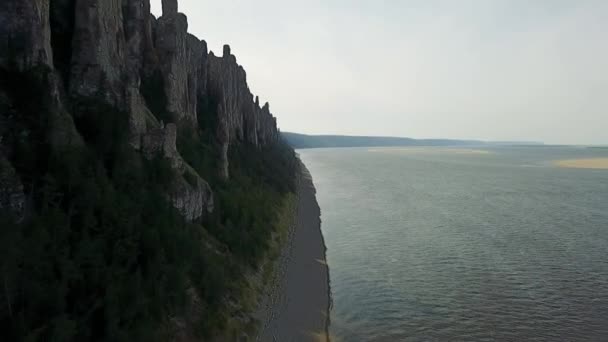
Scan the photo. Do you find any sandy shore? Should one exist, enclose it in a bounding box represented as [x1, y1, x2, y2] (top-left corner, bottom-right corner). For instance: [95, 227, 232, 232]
[555, 158, 608, 169]
[255, 163, 331, 341]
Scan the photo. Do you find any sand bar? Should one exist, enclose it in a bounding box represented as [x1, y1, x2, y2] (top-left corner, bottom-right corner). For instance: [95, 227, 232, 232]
[555, 158, 608, 169]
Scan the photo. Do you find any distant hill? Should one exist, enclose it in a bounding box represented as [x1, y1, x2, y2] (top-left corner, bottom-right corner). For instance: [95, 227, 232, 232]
[485, 141, 546, 146]
[282, 132, 544, 149]
[282, 132, 487, 149]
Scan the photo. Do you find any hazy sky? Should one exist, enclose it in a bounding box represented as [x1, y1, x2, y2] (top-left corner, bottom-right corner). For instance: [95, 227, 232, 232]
[151, 0, 608, 145]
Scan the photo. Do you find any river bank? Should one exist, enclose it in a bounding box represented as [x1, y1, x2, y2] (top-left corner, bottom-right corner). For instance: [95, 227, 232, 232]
[255, 162, 331, 341]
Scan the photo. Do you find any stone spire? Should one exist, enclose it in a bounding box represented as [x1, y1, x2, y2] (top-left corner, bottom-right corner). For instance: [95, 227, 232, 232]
[223, 44, 231, 58]
[162, 0, 178, 16]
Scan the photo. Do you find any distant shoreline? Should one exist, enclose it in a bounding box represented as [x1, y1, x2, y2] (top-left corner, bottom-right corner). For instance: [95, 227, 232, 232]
[256, 162, 331, 341]
[282, 132, 543, 149]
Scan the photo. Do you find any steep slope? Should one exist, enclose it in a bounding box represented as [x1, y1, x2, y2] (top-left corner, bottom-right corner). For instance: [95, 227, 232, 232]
[0, 0, 297, 340]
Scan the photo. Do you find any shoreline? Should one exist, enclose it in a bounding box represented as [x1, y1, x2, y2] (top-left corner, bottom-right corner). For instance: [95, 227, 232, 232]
[255, 161, 331, 341]
[314, 166, 333, 341]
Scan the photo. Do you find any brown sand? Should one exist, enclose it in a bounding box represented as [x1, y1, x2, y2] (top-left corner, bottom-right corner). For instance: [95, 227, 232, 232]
[255, 163, 331, 341]
[555, 158, 608, 169]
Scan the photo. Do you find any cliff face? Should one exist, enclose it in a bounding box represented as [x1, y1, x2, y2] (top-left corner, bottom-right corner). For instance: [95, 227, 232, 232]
[0, 1, 298, 340]
[0, 0, 54, 70]
[207, 46, 279, 179]
[0, 0, 280, 221]
[154, 3, 206, 125]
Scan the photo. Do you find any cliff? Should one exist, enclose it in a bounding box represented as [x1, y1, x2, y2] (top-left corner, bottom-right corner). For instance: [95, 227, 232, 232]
[0, 0, 280, 221]
[0, 0, 297, 340]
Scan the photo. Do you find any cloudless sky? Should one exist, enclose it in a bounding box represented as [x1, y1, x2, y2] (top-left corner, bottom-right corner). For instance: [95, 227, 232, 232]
[151, 0, 608, 145]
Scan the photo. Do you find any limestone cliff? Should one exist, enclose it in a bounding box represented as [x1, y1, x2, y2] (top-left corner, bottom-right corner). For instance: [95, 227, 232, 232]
[0, 0, 281, 221]
[207, 46, 279, 179]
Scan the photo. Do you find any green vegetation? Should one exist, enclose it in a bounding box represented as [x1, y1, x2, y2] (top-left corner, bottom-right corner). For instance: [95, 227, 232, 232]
[259, 194, 296, 286]
[0, 67, 297, 341]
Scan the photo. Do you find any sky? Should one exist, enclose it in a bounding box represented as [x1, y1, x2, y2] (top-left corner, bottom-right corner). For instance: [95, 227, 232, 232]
[151, 0, 608, 145]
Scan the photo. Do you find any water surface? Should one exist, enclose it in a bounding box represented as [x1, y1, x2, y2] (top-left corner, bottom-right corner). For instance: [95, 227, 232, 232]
[299, 146, 608, 341]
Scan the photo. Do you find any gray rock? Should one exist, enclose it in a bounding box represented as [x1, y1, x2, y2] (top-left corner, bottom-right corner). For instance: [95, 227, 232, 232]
[171, 169, 214, 221]
[162, 0, 178, 16]
[155, 9, 206, 124]
[142, 123, 214, 220]
[0, 0, 54, 71]
[70, 0, 126, 107]
[142, 123, 181, 168]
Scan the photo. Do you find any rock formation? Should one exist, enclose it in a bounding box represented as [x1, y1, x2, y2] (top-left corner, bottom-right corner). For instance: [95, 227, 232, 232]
[207, 46, 279, 179]
[0, 0, 54, 71]
[0, 0, 281, 221]
[155, 2, 206, 124]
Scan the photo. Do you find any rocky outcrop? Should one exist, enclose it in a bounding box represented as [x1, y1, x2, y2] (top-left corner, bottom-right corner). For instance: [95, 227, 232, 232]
[1, 0, 281, 220]
[143, 122, 179, 166]
[171, 169, 214, 222]
[142, 122, 213, 220]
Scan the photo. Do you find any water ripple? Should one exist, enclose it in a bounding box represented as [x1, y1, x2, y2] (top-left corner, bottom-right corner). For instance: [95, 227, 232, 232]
[301, 147, 608, 341]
